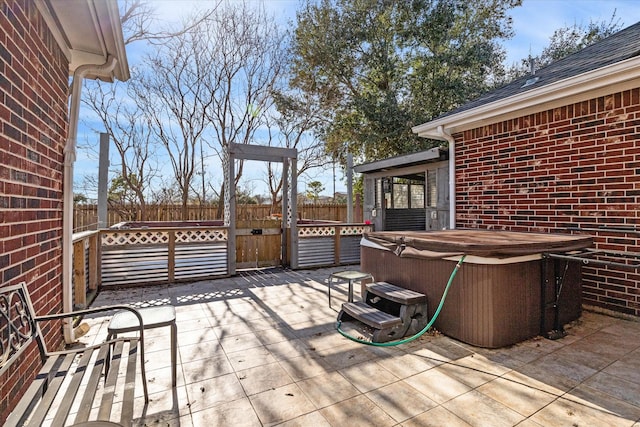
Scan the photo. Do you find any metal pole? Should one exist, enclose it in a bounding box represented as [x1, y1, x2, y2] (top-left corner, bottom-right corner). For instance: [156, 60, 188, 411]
[201, 140, 206, 208]
[333, 159, 336, 200]
[226, 148, 236, 276]
[346, 152, 353, 223]
[97, 133, 110, 228]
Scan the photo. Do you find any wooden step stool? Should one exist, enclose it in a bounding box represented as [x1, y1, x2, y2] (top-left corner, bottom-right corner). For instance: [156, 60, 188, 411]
[338, 282, 429, 343]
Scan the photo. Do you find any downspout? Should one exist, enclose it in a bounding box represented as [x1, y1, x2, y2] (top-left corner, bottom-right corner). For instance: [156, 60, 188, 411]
[437, 125, 456, 230]
[63, 56, 117, 343]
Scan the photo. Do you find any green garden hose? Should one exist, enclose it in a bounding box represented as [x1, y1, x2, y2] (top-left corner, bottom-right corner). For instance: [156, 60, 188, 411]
[336, 255, 466, 347]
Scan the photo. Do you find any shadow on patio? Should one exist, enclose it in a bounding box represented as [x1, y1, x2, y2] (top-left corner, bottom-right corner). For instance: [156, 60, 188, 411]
[81, 267, 640, 426]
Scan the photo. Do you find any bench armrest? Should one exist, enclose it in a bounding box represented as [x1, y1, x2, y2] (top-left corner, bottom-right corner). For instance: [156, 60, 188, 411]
[35, 305, 145, 351]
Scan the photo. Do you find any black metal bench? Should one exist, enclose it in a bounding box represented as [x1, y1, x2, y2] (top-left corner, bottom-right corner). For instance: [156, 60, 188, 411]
[1, 282, 148, 427]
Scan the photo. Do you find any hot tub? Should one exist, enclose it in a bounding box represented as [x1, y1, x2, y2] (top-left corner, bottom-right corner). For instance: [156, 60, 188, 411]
[361, 230, 593, 348]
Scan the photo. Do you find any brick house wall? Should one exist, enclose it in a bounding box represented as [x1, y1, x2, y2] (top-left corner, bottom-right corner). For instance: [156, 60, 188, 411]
[455, 87, 640, 317]
[0, 0, 69, 420]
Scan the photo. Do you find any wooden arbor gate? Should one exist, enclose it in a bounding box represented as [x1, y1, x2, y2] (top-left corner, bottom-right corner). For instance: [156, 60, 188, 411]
[225, 143, 298, 274]
[235, 219, 283, 269]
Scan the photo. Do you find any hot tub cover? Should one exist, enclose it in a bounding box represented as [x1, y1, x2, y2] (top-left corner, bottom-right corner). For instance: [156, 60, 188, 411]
[364, 230, 593, 259]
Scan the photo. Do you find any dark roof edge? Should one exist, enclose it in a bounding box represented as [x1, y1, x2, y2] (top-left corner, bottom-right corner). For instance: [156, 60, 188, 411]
[354, 147, 446, 173]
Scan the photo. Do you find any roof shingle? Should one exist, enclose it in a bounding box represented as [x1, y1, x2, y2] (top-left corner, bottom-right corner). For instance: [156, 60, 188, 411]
[438, 21, 640, 119]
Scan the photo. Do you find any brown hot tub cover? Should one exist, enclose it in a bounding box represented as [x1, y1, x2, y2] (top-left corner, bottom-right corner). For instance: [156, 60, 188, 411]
[364, 230, 593, 259]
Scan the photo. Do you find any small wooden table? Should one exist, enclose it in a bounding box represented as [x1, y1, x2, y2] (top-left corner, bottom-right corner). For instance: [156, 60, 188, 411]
[328, 270, 373, 309]
[107, 305, 177, 386]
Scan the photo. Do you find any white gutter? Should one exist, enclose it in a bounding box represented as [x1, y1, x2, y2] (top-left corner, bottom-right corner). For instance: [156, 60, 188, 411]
[62, 56, 117, 343]
[437, 126, 456, 229]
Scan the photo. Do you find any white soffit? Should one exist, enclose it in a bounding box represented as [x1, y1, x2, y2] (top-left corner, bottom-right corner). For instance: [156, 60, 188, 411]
[36, 0, 129, 81]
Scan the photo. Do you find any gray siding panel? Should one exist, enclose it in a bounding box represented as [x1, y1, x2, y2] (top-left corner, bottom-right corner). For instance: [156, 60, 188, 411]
[101, 243, 228, 286]
[298, 235, 363, 267]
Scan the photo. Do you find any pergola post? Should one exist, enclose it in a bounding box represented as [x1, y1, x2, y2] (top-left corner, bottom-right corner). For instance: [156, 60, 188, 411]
[225, 148, 236, 276]
[281, 158, 289, 266]
[289, 157, 298, 268]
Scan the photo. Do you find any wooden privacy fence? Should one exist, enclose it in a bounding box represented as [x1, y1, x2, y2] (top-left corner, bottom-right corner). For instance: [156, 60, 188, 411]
[74, 202, 362, 232]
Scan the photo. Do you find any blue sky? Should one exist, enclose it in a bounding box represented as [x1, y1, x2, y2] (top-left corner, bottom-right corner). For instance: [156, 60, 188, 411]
[150, 0, 640, 64]
[76, 0, 640, 199]
[506, 0, 640, 65]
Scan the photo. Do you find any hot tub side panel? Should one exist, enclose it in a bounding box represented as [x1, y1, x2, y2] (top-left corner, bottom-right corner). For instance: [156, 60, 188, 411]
[361, 246, 548, 348]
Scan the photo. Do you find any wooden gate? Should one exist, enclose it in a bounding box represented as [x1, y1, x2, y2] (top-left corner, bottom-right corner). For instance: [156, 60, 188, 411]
[236, 219, 283, 268]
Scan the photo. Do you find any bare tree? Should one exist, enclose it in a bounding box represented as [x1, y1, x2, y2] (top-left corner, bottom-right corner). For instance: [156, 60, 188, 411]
[79, 2, 219, 220]
[81, 2, 291, 221]
[119, 0, 218, 45]
[83, 81, 160, 220]
[263, 89, 331, 211]
[197, 3, 288, 216]
[119, 0, 157, 45]
[129, 24, 216, 218]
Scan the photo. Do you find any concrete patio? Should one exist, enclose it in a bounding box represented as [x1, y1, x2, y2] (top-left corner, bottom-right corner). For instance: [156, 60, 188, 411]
[81, 266, 640, 426]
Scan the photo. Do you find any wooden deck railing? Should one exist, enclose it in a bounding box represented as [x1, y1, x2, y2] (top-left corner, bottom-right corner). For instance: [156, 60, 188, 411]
[99, 226, 229, 287]
[71, 222, 371, 306]
[296, 223, 373, 268]
[71, 230, 101, 308]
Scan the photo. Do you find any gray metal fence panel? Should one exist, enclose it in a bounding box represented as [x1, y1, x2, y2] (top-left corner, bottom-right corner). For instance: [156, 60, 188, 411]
[339, 236, 361, 264]
[298, 237, 335, 268]
[101, 246, 169, 286]
[174, 243, 228, 280]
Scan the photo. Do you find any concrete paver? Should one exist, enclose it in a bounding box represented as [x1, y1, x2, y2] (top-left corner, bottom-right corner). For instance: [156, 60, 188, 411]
[80, 267, 640, 426]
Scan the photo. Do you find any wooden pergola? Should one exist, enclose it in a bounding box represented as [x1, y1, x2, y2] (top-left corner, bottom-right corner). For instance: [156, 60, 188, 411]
[225, 143, 299, 274]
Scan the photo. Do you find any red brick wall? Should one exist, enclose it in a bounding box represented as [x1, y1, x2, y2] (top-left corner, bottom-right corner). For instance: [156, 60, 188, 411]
[1, 0, 68, 421]
[455, 88, 640, 317]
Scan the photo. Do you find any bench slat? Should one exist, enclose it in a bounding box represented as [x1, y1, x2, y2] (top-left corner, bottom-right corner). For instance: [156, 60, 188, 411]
[121, 340, 139, 425]
[99, 341, 124, 421]
[5, 356, 57, 427]
[27, 353, 76, 427]
[51, 348, 94, 426]
[74, 344, 110, 424]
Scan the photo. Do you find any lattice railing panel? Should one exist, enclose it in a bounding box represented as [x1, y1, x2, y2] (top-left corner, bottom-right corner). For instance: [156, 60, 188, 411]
[340, 225, 372, 235]
[298, 224, 372, 237]
[298, 226, 336, 237]
[175, 229, 228, 243]
[101, 231, 169, 246]
[223, 152, 231, 227]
